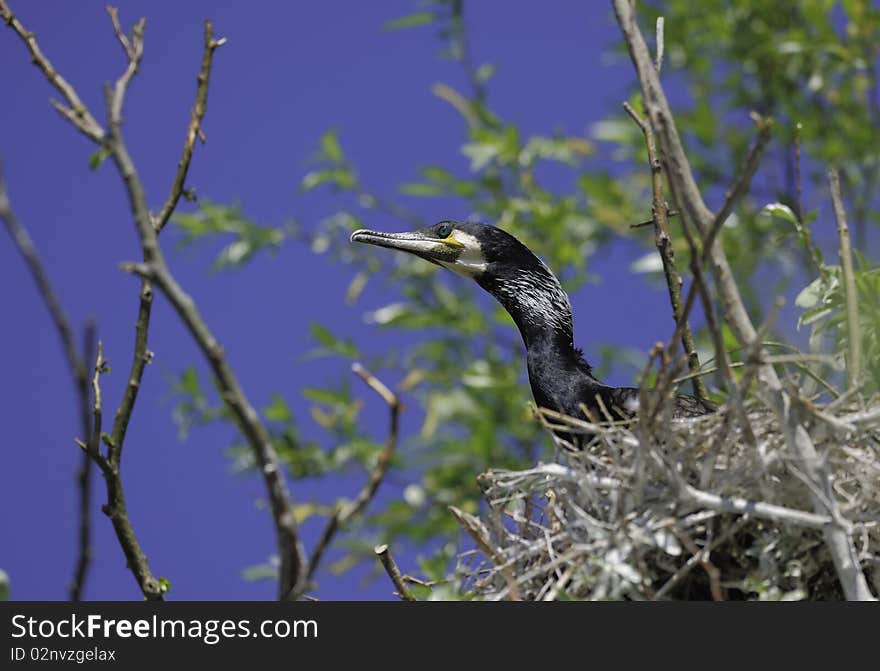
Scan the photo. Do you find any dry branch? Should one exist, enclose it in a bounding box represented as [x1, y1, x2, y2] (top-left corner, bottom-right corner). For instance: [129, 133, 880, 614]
[2, 3, 307, 599]
[622, 101, 707, 400]
[154, 20, 225, 232]
[0, 165, 98, 600]
[828, 169, 861, 390]
[611, 0, 874, 600]
[305, 364, 401, 589]
[374, 544, 416, 602]
[0, 1, 104, 141]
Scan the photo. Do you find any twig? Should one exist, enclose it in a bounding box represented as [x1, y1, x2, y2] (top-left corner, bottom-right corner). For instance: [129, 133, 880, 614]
[306, 363, 401, 586]
[0, 163, 99, 600]
[448, 505, 523, 601]
[828, 169, 861, 390]
[71, 321, 96, 601]
[154, 20, 226, 232]
[794, 122, 804, 224]
[120, 259, 306, 599]
[670, 525, 724, 601]
[374, 544, 416, 601]
[683, 485, 844, 532]
[0, 1, 104, 141]
[622, 101, 707, 400]
[108, 281, 153, 466]
[654, 517, 747, 600]
[82, 342, 163, 600]
[106, 7, 145, 129]
[0, 166, 90, 406]
[654, 17, 664, 75]
[612, 0, 875, 600]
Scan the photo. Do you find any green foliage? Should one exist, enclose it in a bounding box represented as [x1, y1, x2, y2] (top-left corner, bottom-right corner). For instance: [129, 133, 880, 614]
[173, 200, 289, 270]
[796, 253, 880, 392]
[165, 1, 879, 596]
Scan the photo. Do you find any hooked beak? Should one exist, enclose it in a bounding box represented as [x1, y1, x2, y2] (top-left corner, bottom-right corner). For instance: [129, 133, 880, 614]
[350, 228, 463, 264]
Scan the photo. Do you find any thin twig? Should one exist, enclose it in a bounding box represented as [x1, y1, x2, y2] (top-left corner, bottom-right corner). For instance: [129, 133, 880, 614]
[654, 17, 664, 75]
[0, 164, 100, 600]
[670, 525, 724, 601]
[154, 20, 226, 232]
[106, 7, 145, 129]
[306, 363, 401, 586]
[0, 1, 104, 140]
[85, 341, 163, 600]
[828, 169, 861, 390]
[108, 281, 153, 466]
[71, 320, 96, 601]
[622, 101, 707, 400]
[449, 505, 523, 601]
[374, 544, 416, 601]
[654, 517, 747, 600]
[794, 122, 804, 223]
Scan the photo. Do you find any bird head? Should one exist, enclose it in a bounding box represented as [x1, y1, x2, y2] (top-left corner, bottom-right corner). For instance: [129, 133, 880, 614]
[350, 220, 558, 281]
[350, 220, 575, 344]
[350, 220, 491, 279]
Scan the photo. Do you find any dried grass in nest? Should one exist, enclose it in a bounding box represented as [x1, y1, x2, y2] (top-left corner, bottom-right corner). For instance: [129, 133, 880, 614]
[451, 395, 880, 601]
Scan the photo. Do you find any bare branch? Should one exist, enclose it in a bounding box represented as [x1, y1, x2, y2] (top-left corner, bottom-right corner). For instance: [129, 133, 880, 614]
[0, 166, 90, 395]
[612, 0, 875, 600]
[306, 363, 401, 586]
[654, 16, 664, 74]
[105, 7, 145, 129]
[682, 485, 843, 531]
[708, 112, 774, 249]
[449, 505, 522, 601]
[154, 20, 226, 232]
[120, 257, 306, 598]
[4, 2, 307, 599]
[828, 169, 861, 390]
[70, 320, 96, 601]
[654, 517, 747, 600]
[0, 163, 102, 600]
[0, 1, 104, 141]
[109, 281, 153, 465]
[374, 544, 416, 602]
[622, 101, 707, 400]
[670, 525, 724, 601]
[83, 341, 163, 600]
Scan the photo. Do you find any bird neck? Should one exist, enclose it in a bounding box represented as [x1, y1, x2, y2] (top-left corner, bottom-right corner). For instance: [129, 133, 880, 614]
[478, 266, 576, 353]
[477, 265, 602, 417]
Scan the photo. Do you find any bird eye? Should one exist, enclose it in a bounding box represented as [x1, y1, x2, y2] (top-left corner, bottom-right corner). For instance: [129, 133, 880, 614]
[436, 223, 452, 238]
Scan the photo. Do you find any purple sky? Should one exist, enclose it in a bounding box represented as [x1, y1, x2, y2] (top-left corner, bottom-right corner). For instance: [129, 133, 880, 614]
[1, 2, 718, 600]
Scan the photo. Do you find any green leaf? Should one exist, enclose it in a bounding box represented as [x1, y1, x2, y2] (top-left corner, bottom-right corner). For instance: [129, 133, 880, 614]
[399, 182, 446, 196]
[88, 147, 109, 171]
[320, 130, 344, 163]
[795, 276, 825, 308]
[264, 393, 292, 423]
[383, 12, 436, 31]
[761, 202, 798, 225]
[157, 577, 172, 594]
[242, 563, 278, 582]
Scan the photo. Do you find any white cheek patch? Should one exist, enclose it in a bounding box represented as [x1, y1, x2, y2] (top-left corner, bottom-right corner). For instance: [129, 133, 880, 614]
[440, 230, 488, 278]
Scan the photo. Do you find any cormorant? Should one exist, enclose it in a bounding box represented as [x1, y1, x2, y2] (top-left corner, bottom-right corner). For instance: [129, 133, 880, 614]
[351, 220, 714, 436]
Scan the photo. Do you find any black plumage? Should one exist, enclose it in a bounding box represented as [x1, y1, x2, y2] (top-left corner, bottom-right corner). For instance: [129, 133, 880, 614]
[351, 220, 715, 438]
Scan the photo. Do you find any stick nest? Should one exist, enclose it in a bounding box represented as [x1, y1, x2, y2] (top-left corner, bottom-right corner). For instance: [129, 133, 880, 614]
[452, 396, 880, 600]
